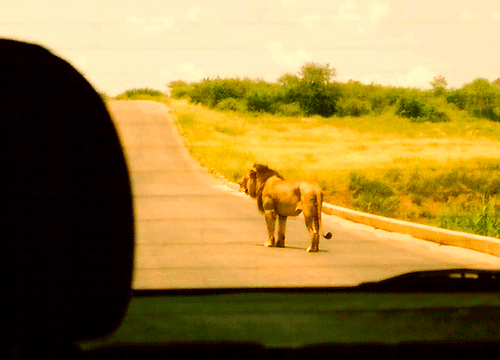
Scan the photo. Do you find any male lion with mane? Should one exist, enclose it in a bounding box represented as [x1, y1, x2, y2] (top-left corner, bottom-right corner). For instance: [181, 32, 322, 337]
[239, 164, 332, 252]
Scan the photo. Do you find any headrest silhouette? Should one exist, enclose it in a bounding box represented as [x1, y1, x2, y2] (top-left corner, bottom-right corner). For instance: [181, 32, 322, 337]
[1, 39, 134, 348]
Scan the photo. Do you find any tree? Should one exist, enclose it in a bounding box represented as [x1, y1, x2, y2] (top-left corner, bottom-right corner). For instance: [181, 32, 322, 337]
[299, 62, 336, 86]
[277, 73, 300, 87]
[459, 78, 499, 120]
[277, 73, 300, 103]
[295, 62, 339, 117]
[430, 75, 447, 96]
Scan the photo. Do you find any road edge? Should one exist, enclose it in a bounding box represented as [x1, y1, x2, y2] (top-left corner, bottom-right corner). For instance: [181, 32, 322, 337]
[322, 203, 500, 258]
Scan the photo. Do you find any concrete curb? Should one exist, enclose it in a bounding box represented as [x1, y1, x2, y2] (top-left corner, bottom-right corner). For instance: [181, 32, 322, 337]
[323, 203, 500, 258]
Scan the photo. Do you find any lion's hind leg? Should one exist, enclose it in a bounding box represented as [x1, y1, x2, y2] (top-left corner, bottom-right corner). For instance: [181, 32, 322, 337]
[264, 210, 277, 247]
[276, 215, 287, 247]
[303, 213, 320, 253]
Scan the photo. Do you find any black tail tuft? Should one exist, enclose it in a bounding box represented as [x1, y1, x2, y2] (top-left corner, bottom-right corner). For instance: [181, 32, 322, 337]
[323, 232, 332, 240]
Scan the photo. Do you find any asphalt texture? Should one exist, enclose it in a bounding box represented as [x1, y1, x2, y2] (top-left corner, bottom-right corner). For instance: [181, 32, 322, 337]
[107, 100, 500, 289]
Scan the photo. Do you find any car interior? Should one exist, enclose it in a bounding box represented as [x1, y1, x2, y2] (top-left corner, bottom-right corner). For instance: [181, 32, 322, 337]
[2, 39, 499, 359]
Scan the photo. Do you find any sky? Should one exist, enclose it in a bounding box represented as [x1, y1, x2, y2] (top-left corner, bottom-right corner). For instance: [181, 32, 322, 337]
[2, 0, 500, 96]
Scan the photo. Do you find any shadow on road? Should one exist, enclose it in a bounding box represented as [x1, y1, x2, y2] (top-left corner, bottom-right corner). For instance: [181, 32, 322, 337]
[253, 244, 329, 252]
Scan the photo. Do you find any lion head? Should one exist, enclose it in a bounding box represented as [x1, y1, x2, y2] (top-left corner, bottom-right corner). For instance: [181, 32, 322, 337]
[238, 168, 256, 198]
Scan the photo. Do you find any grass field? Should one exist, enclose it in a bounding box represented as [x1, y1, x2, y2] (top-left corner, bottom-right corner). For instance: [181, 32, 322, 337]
[164, 98, 500, 238]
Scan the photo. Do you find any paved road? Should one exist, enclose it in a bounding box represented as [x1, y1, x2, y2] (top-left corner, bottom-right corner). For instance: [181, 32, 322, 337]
[107, 100, 499, 289]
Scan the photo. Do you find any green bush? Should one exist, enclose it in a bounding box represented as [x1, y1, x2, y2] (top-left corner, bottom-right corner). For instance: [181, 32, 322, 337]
[396, 93, 427, 119]
[369, 92, 390, 114]
[215, 97, 247, 112]
[246, 86, 282, 113]
[438, 197, 500, 237]
[189, 78, 252, 108]
[336, 97, 371, 117]
[349, 173, 394, 197]
[277, 73, 301, 103]
[395, 92, 450, 123]
[296, 82, 339, 117]
[407, 105, 450, 123]
[447, 78, 500, 121]
[424, 106, 450, 123]
[189, 79, 213, 106]
[446, 89, 467, 110]
[361, 86, 400, 115]
[169, 80, 192, 99]
[115, 88, 164, 99]
[349, 173, 400, 217]
[275, 102, 303, 117]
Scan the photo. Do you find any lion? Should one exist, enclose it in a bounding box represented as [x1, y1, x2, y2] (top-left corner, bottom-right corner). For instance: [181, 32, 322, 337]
[239, 164, 332, 252]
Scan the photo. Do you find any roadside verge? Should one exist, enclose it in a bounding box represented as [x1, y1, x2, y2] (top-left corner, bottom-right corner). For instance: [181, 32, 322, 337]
[323, 203, 500, 258]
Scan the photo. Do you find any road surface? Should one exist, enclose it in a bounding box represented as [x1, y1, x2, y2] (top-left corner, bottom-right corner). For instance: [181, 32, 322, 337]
[107, 100, 499, 289]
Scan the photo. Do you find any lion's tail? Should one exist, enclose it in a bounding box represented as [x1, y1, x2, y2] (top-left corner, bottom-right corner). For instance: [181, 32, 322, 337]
[314, 192, 332, 240]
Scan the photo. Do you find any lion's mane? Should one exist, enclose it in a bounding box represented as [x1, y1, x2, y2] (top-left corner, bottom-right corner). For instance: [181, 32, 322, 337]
[251, 164, 283, 213]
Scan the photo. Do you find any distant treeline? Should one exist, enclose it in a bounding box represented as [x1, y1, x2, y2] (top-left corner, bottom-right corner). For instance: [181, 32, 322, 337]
[115, 88, 165, 99]
[169, 62, 500, 122]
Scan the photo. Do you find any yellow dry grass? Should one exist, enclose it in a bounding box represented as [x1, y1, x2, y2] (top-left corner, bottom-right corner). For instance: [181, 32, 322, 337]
[169, 99, 500, 175]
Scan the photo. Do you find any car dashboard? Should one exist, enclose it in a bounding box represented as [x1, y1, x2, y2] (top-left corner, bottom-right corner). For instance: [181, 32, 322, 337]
[80, 270, 500, 359]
